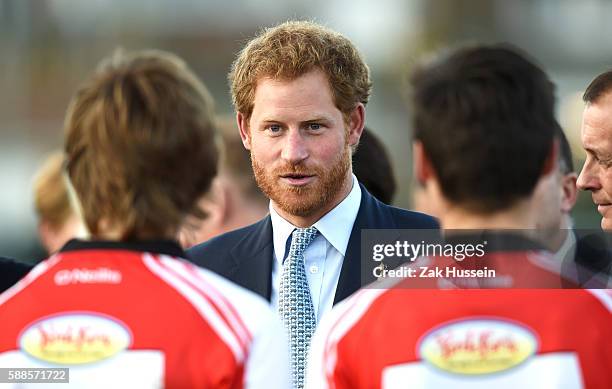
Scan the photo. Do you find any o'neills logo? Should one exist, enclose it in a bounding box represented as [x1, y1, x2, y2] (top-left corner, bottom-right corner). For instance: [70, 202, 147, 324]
[54, 268, 122, 285]
[418, 319, 538, 375]
[19, 313, 131, 364]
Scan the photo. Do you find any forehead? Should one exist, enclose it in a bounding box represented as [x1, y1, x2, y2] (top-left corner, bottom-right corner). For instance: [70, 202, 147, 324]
[250, 69, 338, 120]
[582, 94, 612, 153]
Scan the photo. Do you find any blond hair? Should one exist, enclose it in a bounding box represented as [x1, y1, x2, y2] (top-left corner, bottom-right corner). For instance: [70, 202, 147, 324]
[33, 151, 74, 229]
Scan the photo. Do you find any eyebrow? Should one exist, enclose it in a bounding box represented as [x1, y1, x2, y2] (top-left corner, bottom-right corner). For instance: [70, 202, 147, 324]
[302, 117, 333, 124]
[586, 147, 612, 161]
[259, 116, 334, 125]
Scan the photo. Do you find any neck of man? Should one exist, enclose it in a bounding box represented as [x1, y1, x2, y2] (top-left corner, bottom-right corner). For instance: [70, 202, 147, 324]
[440, 198, 534, 231]
[95, 220, 177, 242]
[271, 172, 354, 228]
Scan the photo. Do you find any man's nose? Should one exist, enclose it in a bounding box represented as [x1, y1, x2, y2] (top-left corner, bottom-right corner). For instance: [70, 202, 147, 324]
[577, 160, 601, 191]
[281, 129, 309, 164]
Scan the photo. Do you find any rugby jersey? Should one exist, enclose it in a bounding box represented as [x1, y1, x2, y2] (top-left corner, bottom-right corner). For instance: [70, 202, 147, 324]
[307, 238, 612, 389]
[0, 240, 289, 388]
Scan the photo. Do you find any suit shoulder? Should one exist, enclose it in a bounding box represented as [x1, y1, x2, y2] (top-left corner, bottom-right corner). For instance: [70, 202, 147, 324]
[186, 220, 265, 269]
[0, 257, 32, 272]
[189, 223, 256, 254]
[0, 257, 33, 293]
[386, 204, 439, 229]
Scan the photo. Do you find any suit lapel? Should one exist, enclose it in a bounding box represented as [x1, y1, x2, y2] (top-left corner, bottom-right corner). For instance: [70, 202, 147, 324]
[334, 185, 396, 304]
[229, 187, 399, 304]
[229, 216, 274, 301]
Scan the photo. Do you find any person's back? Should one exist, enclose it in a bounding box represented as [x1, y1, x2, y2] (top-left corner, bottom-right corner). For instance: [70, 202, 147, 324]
[313, 287, 611, 388]
[310, 234, 612, 387]
[0, 49, 288, 388]
[0, 242, 284, 387]
[308, 45, 612, 389]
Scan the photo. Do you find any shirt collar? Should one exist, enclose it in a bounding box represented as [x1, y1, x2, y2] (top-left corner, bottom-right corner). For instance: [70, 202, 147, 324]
[269, 174, 362, 263]
[59, 238, 186, 258]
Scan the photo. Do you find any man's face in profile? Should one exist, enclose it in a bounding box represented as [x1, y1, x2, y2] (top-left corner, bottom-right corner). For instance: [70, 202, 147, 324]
[577, 92, 612, 230]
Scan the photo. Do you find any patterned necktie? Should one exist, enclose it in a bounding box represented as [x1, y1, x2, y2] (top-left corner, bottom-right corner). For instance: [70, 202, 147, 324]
[278, 226, 318, 388]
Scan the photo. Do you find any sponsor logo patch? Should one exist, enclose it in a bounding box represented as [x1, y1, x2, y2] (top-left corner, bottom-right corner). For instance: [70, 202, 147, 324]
[418, 318, 538, 375]
[19, 312, 132, 365]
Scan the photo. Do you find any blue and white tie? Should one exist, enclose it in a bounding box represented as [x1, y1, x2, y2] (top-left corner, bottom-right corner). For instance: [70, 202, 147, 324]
[278, 226, 318, 388]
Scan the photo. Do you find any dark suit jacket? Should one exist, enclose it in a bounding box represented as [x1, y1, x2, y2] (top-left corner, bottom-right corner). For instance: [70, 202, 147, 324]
[0, 257, 33, 293]
[188, 184, 439, 304]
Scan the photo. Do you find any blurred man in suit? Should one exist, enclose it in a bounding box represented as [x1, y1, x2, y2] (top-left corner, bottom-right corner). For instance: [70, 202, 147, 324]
[188, 20, 437, 388]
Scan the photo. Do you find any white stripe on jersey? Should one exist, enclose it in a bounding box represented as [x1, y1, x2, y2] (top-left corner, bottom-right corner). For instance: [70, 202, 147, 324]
[321, 288, 388, 385]
[157, 256, 252, 350]
[586, 289, 612, 313]
[142, 254, 245, 363]
[0, 255, 61, 307]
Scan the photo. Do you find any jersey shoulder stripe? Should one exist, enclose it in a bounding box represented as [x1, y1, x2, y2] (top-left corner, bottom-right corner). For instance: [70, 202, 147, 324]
[142, 254, 246, 363]
[0, 255, 61, 307]
[320, 288, 389, 383]
[178, 259, 252, 343]
[156, 256, 252, 353]
[586, 289, 612, 313]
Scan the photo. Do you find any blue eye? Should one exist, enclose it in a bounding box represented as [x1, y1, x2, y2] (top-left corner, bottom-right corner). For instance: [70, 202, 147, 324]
[268, 124, 281, 133]
[308, 123, 321, 130]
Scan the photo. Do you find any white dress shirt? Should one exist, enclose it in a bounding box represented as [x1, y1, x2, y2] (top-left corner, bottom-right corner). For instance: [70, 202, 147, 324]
[269, 175, 361, 322]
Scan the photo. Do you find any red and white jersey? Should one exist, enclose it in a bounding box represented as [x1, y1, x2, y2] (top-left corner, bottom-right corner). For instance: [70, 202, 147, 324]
[0, 240, 290, 389]
[308, 249, 612, 389]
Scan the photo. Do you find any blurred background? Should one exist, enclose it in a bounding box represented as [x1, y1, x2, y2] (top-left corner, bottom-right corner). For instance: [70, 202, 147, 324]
[1, 0, 610, 262]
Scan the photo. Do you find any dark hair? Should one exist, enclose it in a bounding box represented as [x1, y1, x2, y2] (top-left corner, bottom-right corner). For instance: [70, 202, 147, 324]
[65, 49, 219, 240]
[583, 70, 612, 104]
[556, 128, 574, 175]
[353, 128, 397, 204]
[410, 44, 558, 213]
